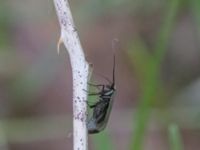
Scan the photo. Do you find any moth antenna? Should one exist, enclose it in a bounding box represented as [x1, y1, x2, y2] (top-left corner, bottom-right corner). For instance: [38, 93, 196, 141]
[113, 53, 115, 85]
[112, 39, 118, 86]
[92, 71, 112, 84]
[97, 73, 112, 84]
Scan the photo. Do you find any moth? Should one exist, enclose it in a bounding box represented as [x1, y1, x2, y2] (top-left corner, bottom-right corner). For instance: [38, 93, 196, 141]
[87, 53, 116, 134]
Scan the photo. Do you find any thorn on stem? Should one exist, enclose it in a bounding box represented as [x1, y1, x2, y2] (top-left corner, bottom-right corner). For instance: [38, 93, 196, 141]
[57, 36, 63, 54]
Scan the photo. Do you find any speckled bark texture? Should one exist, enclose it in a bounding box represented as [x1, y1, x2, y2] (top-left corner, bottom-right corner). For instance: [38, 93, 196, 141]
[53, 0, 89, 150]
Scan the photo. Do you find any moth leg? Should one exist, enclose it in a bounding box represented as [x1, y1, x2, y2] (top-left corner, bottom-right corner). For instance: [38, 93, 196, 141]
[101, 95, 111, 99]
[88, 83, 104, 86]
[83, 89, 102, 96]
[102, 85, 105, 91]
[86, 101, 97, 108]
[83, 100, 98, 108]
[88, 92, 102, 96]
[88, 83, 105, 88]
[89, 103, 97, 108]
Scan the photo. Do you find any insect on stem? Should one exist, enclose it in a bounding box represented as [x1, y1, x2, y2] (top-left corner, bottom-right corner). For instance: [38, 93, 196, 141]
[87, 47, 116, 134]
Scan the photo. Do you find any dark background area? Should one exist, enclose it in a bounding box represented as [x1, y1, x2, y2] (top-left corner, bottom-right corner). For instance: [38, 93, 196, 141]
[0, 0, 200, 150]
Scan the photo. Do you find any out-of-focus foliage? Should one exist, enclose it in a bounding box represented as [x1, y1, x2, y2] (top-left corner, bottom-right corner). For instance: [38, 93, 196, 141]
[168, 124, 183, 150]
[128, 0, 181, 149]
[0, 0, 200, 150]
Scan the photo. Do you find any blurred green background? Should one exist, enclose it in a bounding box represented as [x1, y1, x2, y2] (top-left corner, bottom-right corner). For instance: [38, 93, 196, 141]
[0, 0, 200, 150]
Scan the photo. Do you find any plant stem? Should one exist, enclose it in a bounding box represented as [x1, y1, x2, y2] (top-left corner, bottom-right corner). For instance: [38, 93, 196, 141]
[53, 0, 89, 150]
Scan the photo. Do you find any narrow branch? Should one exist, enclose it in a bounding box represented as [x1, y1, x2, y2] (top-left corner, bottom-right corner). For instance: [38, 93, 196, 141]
[53, 0, 89, 150]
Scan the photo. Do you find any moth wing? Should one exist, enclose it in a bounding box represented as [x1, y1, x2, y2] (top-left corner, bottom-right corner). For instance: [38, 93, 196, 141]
[87, 117, 100, 134]
[93, 101, 109, 124]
